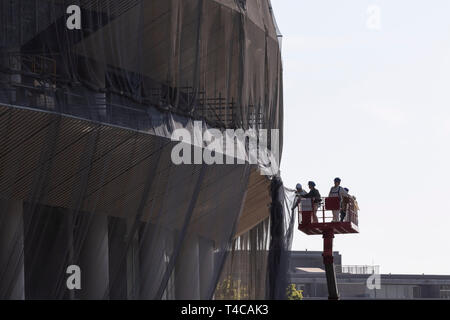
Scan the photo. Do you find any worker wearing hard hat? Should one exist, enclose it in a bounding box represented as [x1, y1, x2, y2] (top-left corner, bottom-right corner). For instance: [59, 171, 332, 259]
[341, 188, 359, 222]
[291, 183, 307, 213]
[329, 178, 350, 222]
[302, 181, 322, 223]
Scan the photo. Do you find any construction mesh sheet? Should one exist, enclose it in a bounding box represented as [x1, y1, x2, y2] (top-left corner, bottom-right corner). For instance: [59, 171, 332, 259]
[215, 178, 295, 300]
[0, 0, 287, 300]
[0, 0, 283, 132]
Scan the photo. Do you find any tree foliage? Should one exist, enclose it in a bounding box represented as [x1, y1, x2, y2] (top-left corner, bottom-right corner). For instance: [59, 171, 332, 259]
[286, 284, 304, 300]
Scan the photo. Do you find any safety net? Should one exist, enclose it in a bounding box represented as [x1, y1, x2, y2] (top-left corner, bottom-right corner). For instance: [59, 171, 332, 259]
[0, 0, 290, 300]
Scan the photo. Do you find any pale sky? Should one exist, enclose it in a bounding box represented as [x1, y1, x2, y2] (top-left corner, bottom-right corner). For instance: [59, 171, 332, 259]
[272, 0, 450, 275]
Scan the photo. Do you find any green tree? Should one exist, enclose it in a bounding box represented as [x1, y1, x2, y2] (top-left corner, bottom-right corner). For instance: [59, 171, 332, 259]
[286, 284, 304, 300]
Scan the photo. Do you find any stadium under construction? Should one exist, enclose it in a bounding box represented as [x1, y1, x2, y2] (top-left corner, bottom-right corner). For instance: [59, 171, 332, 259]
[0, 0, 291, 300]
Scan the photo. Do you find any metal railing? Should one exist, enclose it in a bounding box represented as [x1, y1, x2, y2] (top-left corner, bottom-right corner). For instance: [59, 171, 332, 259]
[0, 52, 267, 130]
[337, 265, 380, 275]
[298, 197, 359, 226]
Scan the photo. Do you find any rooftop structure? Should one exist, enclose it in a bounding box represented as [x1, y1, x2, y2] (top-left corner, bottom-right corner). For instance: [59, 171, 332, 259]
[289, 251, 450, 300]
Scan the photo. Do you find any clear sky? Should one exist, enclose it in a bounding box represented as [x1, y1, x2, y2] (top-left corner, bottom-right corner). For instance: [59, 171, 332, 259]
[272, 0, 450, 275]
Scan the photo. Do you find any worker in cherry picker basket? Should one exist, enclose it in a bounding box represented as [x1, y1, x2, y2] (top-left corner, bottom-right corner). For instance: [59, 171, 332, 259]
[329, 177, 350, 222]
[291, 183, 307, 213]
[341, 188, 359, 222]
[302, 181, 322, 223]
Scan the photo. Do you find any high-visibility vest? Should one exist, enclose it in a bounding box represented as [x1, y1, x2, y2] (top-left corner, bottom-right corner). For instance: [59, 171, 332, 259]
[329, 186, 342, 199]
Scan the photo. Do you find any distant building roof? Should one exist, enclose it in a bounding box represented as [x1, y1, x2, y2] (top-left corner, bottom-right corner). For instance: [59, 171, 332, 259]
[296, 267, 325, 274]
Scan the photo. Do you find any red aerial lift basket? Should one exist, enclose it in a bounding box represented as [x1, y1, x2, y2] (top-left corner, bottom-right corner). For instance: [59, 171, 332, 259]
[325, 197, 341, 211]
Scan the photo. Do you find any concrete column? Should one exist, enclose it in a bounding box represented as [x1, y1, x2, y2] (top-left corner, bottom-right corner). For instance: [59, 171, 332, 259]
[108, 216, 128, 300]
[175, 234, 200, 300]
[77, 214, 109, 300]
[139, 223, 171, 300]
[199, 237, 215, 300]
[126, 218, 140, 300]
[0, 199, 25, 300]
[107, 216, 141, 300]
[23, 205, 72, 300]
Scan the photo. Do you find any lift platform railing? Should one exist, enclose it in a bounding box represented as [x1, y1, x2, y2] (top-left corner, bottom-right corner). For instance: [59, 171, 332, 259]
[298, 197, 359, 226]
[297, 197, 360, 300]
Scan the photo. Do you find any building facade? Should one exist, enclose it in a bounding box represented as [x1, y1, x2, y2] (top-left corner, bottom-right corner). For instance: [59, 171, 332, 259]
[0, 0, 283, 300]
[289, 251, 450, 300]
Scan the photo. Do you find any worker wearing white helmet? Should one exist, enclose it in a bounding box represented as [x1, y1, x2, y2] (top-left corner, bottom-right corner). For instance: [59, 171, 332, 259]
[291, 183, 307, 212]
[329, 178, 350, 222]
